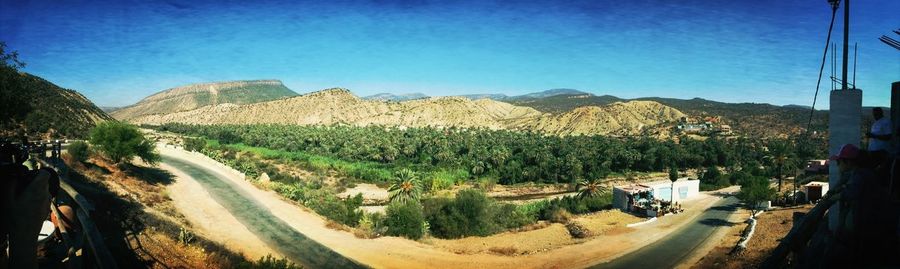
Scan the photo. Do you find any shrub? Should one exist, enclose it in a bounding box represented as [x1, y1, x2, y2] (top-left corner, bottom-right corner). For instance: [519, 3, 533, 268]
[183, 137, 206, 152]
[89, 121, 159, 165]
[426, 189, 498, 238]
[385, 201, 425, 240]
[565, 222, 591, 238]
[67, 140, 89, 163]
[235, 254, 302, 269]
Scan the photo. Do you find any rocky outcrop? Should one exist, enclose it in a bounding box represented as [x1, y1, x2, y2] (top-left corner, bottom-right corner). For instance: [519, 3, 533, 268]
[123, 86, 686, 136]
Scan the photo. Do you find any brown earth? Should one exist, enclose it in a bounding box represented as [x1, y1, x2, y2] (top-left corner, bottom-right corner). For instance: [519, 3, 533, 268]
[59, 154, 275, 268]
[692, 205, 813, 269]
[125, 88, 685, 136]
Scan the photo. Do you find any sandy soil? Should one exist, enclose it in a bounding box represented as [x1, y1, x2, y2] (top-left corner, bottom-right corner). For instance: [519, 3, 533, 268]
[338, 183, 389, 203]
[160, 145, 738, 269]
[162, 161, 278, 260]
[691, 205, 813, 269]
[429, 210, 643, 256]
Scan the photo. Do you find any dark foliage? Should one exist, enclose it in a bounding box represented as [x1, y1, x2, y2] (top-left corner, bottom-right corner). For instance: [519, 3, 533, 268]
[384, 201, 425, 240]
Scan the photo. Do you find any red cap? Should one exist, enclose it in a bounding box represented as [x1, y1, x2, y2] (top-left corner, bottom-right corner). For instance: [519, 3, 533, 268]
[829, 144, 860, 161]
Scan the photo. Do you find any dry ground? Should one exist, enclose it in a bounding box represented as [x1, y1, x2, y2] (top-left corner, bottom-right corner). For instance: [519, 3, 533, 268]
[427, 210, 643, 256]
[61, 154, 267, 268]
[692, 205, 813, 269]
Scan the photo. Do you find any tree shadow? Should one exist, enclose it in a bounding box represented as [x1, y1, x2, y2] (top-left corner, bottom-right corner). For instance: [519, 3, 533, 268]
[699, 218, 740, 227]
[122, 164, 176, 185]
[706, 204, 739, 212]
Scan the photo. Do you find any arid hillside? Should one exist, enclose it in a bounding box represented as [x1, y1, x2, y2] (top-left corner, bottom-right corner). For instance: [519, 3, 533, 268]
[123, 88, 685, 136]
[111, 79, 297, 121]
[0, 69, 112, 138]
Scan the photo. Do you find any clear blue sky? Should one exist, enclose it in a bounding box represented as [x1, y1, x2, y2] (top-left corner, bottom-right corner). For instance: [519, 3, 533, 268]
[1, 0, 897, 107]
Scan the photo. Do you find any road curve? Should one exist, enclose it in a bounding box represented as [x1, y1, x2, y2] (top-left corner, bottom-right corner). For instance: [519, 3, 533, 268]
[162, 156, 365, 269]
[590, 196, 741, 269]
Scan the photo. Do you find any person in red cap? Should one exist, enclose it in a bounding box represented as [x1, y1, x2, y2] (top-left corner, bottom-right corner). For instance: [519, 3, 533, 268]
[828, 143, 896, 267]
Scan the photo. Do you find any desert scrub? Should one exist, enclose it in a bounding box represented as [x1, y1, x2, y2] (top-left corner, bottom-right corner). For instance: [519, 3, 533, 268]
[384, 201, 425, 240]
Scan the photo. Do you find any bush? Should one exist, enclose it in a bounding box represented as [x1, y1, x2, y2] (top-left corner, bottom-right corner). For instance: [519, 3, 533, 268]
[425, 189, 499, 238]
[565, 222, 591, 238]
[384, 201, 425, 240]
[89, 121, 159, 165]
[235, 254, 302, 269]
[183, 137, 206, 152]
[67, 140, 89, 163]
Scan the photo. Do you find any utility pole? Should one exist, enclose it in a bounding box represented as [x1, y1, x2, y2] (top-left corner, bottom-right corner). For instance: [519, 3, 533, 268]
[841, 0, 849, 90]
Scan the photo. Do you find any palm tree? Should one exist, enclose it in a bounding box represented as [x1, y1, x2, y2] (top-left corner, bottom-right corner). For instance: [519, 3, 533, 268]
[577, 178, 604, 199]
[389, 169, 422, 203]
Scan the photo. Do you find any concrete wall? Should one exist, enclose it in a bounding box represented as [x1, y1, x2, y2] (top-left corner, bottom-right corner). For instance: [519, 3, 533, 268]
[828, 89, 862, 230]
[647, 179, 700, 203]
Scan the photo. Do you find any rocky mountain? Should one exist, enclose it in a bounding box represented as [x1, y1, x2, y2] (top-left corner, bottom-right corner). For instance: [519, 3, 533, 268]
[125, 88, 685, 136]
[0, 69, 112, 138]
[111, 80, 297, 121]
[363, 92, 429, 101]
[526, 101, 685, 136]
[499, 90, 830, 137]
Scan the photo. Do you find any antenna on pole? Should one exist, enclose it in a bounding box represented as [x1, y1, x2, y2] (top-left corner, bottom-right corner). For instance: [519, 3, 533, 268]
[841, 0, 849, 90]
[853, 42, 857, 87]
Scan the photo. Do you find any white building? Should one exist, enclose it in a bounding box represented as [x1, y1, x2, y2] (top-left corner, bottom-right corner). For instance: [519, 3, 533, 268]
[613, 178, 701, 212]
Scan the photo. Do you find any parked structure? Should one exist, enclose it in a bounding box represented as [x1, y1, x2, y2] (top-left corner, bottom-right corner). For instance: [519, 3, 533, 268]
[801, 182, 830, 203]
[613, 178, 701, 213]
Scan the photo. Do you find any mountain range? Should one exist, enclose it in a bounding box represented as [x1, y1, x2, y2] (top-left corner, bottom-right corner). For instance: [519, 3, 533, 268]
[110, 80, 297, 121]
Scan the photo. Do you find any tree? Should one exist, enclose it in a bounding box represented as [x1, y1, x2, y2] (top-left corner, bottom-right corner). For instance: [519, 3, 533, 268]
[384, 201, 425, 240]
[388, 169, 422, 203]
[67, 140, 90, 163]
[577, 178, 604, 199]
[89, 121, 159, 165]
[737, 176, 776, 216]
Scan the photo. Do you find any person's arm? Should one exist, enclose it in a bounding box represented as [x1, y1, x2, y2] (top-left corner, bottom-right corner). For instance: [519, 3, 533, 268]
[867, 121, 892, 141]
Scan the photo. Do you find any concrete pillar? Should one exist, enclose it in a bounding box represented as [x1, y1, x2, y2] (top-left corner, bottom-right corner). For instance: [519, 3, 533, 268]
[828, 88, 862, 230]
[892, 82, 899, 151]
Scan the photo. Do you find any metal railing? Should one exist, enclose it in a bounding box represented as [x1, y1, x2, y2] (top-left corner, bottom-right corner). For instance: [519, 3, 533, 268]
[37, 158, 118, 269]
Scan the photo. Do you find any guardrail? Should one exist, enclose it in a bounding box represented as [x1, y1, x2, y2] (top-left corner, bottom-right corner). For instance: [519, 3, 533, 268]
[37, 158, 118, 269]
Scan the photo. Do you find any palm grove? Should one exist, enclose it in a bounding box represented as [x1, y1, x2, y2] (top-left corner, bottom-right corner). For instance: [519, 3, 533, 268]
[152, 123, 824, 239]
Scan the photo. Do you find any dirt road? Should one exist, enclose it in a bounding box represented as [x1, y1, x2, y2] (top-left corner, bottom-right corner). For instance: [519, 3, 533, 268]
[159, 145, 741, 269]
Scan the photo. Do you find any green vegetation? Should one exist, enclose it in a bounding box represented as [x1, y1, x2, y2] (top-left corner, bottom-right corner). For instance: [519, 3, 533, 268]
[384, 201, 426, 239]
[67, 140, 90, 163]
[737, 176, 776, 215]
[236, 254, 303, 269]
[271, 180, 363, 226]
[151, 123, 824, 186]
[183, 137, 206, 152]
[424, 189, 530, 238]
[388, 169, 423, 203]
[577, 178, 604, 198]
[89, 122, 159, 165]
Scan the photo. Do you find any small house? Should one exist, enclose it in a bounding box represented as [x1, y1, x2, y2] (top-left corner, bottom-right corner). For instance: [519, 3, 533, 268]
[613, 178, 701, 212]
[801, 182, 829, 202]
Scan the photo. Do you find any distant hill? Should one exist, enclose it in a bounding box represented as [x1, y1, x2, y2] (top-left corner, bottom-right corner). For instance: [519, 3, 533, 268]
[462, 89, 590, 101]
[363, 92, 429, 101]
[500, 91, 829, 137]
[460, 93, 509, 100]
[0, 68, 112, 138]
[111, 80, 297, 121]
[125, 88, 685, 136]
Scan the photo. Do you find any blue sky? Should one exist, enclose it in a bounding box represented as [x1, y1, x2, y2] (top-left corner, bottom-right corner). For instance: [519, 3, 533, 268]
[1, 0, 897, 107]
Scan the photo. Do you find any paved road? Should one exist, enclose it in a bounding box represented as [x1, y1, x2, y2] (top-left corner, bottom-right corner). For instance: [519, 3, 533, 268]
[590, 196, 741, 269]
[162, 156, 365, 269]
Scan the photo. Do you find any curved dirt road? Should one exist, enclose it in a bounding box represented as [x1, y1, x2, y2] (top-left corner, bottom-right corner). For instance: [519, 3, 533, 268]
[163, 156, 363, 268]
[160, 145, 741, 269]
